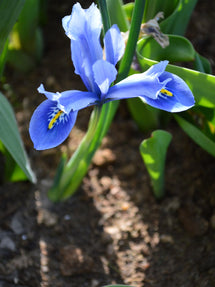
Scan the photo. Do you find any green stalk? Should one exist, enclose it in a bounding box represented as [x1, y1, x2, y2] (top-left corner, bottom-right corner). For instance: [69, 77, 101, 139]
[98, 0, 111, 33]
[117, 0, 145, 81]
[49, 0, 145, 201]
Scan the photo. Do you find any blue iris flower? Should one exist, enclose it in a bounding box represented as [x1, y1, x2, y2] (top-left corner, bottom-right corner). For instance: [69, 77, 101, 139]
[29, 3, 195, 150]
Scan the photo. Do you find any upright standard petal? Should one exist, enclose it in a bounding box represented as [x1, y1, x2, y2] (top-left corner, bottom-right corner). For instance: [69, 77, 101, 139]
[104, 24, 125, 66]
[63, 3, 103, 92]
[62, 3, 102, 42]
[29, 100, 78, 150]
[92, 60, 117, 98]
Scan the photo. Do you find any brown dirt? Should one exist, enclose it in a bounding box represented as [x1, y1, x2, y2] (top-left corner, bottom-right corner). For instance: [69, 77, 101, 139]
[1, 1, 215, 287]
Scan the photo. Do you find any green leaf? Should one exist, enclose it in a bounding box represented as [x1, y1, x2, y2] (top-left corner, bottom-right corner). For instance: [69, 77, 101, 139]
[143, 0, 178, 22]
[160, 0, 198, 35]
[191, 106, 215, 140]
[107, 0, 129, 32]
[124, 0, 197, 36]
[0, 0, 25, 54]
[140, 130, 172, 199]
[8, 0, 43, 71]
[6, 49, 36, 72]
[136, 52, 215, 109]
[0, 141, 27, 182]
[123, 2, 134, 23]
[138, 35, 195, 62]
[0, 40, 8, 78]
[14, 0, 40, 46]
[175, 114, 215, 157]
[0, 92, 36, 183]
[127, 98, 160, 133]
[193, 52, 212, 74]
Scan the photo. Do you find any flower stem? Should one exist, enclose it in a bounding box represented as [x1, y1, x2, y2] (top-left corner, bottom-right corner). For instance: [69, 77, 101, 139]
[117, 0, 145, 81]
[98, 0, 111, 33]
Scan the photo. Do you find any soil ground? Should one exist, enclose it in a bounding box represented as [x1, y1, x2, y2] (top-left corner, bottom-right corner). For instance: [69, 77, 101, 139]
[1, 1, 215, 287]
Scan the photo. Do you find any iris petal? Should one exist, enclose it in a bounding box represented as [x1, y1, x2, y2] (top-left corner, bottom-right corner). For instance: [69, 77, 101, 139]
[107, 61, 195, 112]
[38, 84, 61, 101]
[143, 60, 169, 78]
[59, 90, 100, 113]
[62, 3, 103, 92]
[29, 100, 78, 150]
[93, 60, 117, 97]
[139, 92, 193, 112]
[104, 24, 125, 66]
[107, 72, 165, 101]
[160, 71, 195, 108]
[62, 3, 102, 41]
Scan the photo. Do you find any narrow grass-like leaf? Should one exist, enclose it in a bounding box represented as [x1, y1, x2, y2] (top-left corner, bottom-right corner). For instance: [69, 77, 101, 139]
[175, 114, 215, 157]
[0, 40, 8, 78]
[0, 0, 25, 53]
[193, 52, 212, 74]
[8, 0, 43, 71]
[140, 130, 172, 198]
[107, 0, 129, 31]
[0, 92, 36, 182]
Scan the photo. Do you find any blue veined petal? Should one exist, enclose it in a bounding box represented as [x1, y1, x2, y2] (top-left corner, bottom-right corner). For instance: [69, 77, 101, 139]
[59, 90, 100, 113]
[106, 61, 195, 112]
[62, 3, 103, 92]
[29, 100, 78, 150]
[92, 60, 117, 98]
[38, 84, 61, 101]
[142, 69, 195, 112]
[104, 24, 125, 66]
[143, 60, 169, 78]
[159, 71, 195, 108]
[139, 88, 194, 112]
[62, 3, 102, 42]
[106, 72, 165, 101]
[70, 40, 100, 93]
[38, 85, 99, 113]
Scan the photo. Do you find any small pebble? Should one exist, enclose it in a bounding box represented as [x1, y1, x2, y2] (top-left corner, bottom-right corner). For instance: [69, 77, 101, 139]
[64, 214, 71, 221]
[160, 234, 174, 244]
[21, 234, 27, 241]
